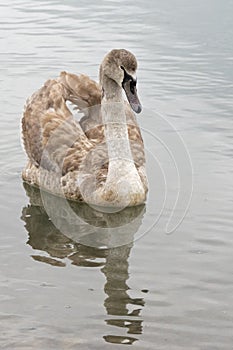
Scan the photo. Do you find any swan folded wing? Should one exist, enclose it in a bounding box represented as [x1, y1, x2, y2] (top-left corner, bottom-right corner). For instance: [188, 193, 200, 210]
[41, 112, 92, 173]
[22, 78, 94, 174]
[22, 79, 71, 168]
[58, 71, 101, 115]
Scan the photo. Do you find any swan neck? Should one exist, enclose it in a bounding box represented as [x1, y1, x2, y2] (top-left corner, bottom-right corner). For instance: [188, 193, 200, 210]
[101, 76, 132, 160]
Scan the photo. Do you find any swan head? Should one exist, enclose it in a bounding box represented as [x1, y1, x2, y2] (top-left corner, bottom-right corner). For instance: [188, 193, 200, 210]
[100, 49, 142, 114]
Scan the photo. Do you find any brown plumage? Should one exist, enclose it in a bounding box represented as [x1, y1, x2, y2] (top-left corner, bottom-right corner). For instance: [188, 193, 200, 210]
[22, 49, 148, 206]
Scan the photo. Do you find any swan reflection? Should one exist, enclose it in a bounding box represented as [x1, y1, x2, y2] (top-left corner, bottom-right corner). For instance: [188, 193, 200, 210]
[21, 183, 146, 345]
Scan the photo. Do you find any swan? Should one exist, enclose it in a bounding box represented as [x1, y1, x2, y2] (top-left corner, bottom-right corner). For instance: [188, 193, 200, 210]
[22, 49, 148, 207]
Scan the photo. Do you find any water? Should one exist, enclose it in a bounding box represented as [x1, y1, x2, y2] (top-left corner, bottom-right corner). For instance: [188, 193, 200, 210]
[0, 0, 233, 348]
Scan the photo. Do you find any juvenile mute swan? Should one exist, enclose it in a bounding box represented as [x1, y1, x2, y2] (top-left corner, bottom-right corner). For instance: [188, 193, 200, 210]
[22, 49, 148, 207]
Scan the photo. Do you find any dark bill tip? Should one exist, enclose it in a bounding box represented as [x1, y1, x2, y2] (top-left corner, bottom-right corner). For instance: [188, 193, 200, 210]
[135, 104, 142, 114]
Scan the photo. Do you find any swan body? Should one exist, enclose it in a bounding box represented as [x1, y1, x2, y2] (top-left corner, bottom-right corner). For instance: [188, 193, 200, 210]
[22, 49, 148, 207]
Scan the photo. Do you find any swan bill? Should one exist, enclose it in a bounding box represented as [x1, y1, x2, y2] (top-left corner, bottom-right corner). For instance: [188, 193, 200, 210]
[121, 67, 142, 114]
[123, 79, 142, 114]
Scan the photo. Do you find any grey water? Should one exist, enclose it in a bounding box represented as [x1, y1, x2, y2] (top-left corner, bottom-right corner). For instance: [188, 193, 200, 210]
[0, 0, 233, 349]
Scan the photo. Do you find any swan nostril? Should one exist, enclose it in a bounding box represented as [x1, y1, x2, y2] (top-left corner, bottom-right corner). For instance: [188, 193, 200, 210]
[130, 80, 137, 94]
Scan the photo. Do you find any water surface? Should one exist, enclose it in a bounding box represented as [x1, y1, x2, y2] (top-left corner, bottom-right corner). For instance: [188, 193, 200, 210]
[0, 0, 233, 349]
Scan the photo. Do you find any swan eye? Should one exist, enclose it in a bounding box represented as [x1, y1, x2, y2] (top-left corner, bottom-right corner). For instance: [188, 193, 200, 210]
[121, 66, 137, 86]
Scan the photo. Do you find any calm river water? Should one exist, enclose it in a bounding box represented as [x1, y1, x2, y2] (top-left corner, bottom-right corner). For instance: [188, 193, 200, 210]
[0, 0, 233, 349]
